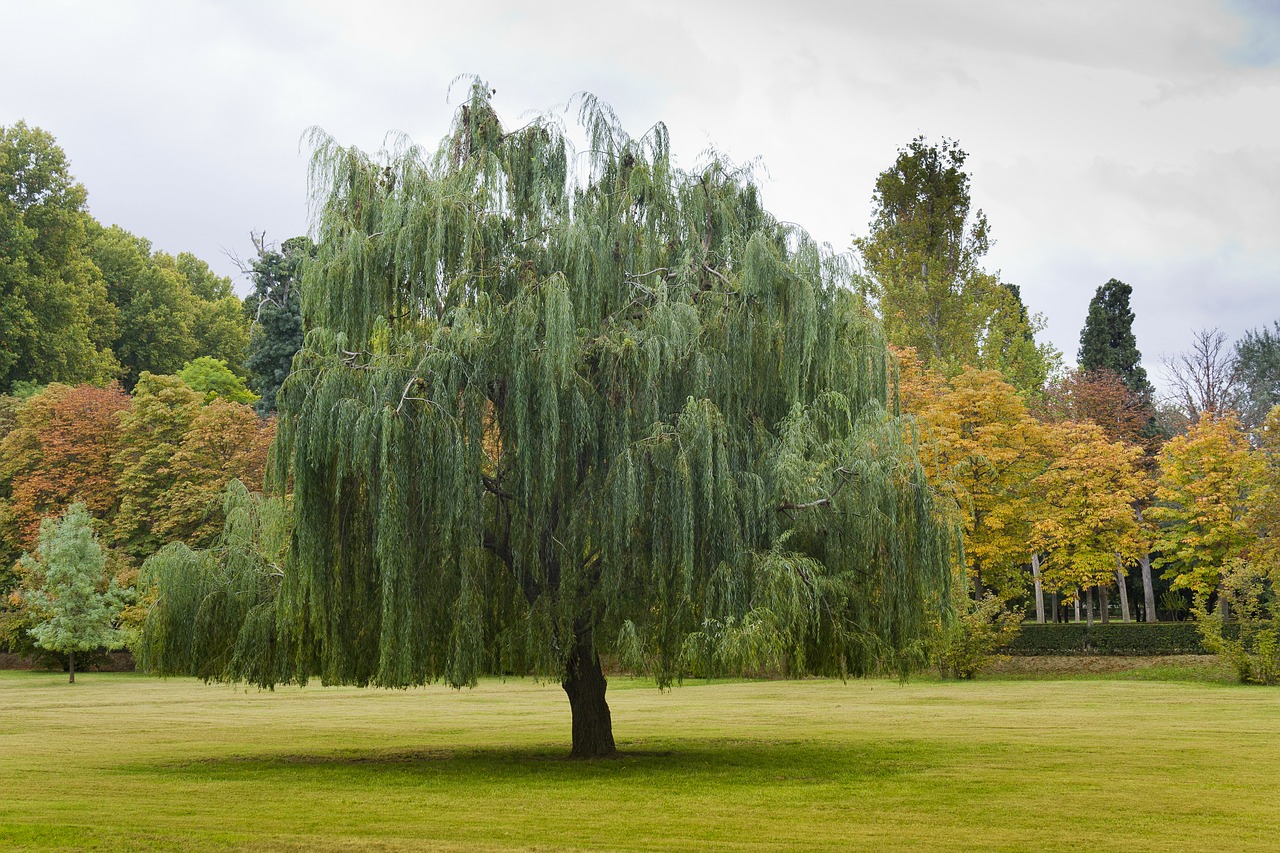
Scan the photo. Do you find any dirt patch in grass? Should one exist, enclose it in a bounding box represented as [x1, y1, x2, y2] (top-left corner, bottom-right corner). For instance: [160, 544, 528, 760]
[984, 654, 1227, 677]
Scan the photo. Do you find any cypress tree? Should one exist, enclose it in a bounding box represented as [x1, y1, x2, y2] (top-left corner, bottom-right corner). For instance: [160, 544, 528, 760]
[1078, 279, 1155, 401]
[143, 83, 953, 758]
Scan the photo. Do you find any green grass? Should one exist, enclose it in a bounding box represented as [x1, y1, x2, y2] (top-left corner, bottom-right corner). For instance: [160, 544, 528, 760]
[2, 669, 1279, 851]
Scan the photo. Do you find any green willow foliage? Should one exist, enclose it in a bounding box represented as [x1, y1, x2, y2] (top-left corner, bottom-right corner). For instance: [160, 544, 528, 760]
[138, 481, 290, 686]
[149, 82, 953, 697]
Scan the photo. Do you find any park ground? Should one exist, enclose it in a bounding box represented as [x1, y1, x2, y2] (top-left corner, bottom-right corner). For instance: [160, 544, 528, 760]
[1, 661, 1277, 851]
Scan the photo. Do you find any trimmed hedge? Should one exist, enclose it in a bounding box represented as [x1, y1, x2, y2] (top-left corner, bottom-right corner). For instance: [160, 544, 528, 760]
[1003, 622, 1237, 656]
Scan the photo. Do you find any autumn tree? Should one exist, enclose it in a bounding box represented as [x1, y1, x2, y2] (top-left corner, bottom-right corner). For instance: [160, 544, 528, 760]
[1037, 366, 1159, 620]
[1148, 413, 1261, 611]
[17, 503, 127, 682]
[112, 374, 202, 562]
[1031, 422, 1149, 623]
[1039, 368, 1151, 450]
[914, 366, 1046, 602]
[153, 401, 273, 548]
[142, 84, 953, 758]
[0, 383, 128, 557]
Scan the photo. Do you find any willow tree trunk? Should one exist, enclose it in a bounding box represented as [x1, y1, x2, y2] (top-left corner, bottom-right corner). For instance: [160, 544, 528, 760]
[1031, 553, 1045, 624]
[562, 625, 617, 759]
[68, 650, 75, 684]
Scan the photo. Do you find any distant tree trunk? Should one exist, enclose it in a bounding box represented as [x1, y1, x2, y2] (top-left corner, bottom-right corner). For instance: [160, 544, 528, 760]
[68, 650, 75, 684]
[1031, 553, 1045, 623]
[1140, 553, 1157, 622]
[1086, 588, 1095, 626]
[1099, 584, 1110, 624]
[1052, 592, 1060, 623]
[1074, 593, 1081, 623]
[562, 624, 616, 759]
[1114, 565, 1131, 622]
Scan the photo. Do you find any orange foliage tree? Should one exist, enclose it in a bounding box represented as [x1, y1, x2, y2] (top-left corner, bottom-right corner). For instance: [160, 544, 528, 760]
[153, 401, 273, 547]
[0, 384, 128, 551]
[1038, 367, 1152, 451]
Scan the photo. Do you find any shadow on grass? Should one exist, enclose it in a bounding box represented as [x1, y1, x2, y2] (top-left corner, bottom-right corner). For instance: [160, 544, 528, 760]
[146, 738, 934, 788]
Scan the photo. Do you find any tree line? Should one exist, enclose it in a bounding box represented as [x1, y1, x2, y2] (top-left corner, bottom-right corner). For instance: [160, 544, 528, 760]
[3, 86, 1279, 756]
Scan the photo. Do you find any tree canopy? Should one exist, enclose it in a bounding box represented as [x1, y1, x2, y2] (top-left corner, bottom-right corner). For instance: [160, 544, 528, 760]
[243, 235, 311, 414]
[1, 121, 251, 394]
[1078, 278, 1154, 403]
[854, 137, 1053, 389]
[142, 83, 954, 757]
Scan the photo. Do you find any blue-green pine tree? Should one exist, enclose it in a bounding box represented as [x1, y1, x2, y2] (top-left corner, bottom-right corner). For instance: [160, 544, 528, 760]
[20, 503, 126, 682]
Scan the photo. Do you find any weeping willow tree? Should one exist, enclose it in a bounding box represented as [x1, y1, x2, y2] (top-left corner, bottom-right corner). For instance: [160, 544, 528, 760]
[143, 81, 952, 758]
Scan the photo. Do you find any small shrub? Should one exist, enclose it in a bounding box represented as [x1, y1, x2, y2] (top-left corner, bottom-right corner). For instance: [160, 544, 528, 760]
[1195, 562, 1280, 685]
[933, 593, 1022, 679]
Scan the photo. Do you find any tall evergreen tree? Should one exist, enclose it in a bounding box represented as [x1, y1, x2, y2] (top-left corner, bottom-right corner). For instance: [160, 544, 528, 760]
[1078, 279, 1154, 402]
[142, 84, 953, 757]
[243, 235, 310, 414]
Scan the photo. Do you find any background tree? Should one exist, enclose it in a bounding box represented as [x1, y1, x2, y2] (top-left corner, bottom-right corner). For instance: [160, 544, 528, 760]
[143, 85, 953, 758]
[1162, 327, 1239, 424]
[87, 223, 250, 389]
[112, 374, 201, 562]
[1031, 421, 1149, 623]
[1232, 321, 1279, 430]
[1148, 413, 1260, 611]
[0, 122, 118, 393]
[854, 137, 1048, 387]
[1078, 278, 1155, 403]
[1038, 368, 1150, 449]
[243, 234, 311, 414]
[17, 502, 126, 682]
[178, 356, 257, 405]
[0, 383, 128, 554]
[153, 400, 273, 548]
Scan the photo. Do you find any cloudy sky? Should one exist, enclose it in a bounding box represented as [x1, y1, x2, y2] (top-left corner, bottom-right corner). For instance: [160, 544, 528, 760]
[3, 0, 1277, 388]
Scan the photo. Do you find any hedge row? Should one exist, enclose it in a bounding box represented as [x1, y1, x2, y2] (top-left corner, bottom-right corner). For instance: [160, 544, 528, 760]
[1002, 622, 1237, 656]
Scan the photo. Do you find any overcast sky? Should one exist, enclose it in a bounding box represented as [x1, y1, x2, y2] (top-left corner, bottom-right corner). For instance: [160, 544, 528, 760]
[3, 0, 1277, 389]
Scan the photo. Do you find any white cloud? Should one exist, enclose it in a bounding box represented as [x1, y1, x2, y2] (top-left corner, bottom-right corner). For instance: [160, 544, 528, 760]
[1, 0, 1275, 379]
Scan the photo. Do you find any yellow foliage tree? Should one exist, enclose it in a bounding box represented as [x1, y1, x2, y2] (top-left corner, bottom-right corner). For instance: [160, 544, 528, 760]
[1148, 413, 1261, 603]
[913, 365, 1047, 601]
[1031, 421, 1149, 616]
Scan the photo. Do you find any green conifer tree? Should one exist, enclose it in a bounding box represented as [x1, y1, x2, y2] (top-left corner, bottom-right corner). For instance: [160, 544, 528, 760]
[1078, 278, 1155, 402]
[19, 503, 126, 682]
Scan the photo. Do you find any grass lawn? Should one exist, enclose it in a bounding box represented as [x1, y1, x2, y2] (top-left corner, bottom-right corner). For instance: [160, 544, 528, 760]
[2, 666, 1278, 851]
